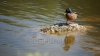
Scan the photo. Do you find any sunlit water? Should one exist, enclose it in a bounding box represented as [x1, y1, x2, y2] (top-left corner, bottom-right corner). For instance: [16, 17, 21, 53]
[0, 0, 100, 56]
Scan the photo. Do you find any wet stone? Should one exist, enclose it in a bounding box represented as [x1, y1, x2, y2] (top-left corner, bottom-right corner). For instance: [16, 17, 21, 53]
[41, 23, 86, 35]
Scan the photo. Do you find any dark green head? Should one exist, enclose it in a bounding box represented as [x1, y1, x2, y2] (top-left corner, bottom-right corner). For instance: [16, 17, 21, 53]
[66, 8, 73, 13]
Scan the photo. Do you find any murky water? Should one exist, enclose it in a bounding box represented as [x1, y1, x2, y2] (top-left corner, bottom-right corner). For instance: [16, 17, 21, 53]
[0, 0, 100, 56]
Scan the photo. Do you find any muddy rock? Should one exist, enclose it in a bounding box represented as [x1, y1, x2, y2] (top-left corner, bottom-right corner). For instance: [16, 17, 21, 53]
[41, 23, 86, 35]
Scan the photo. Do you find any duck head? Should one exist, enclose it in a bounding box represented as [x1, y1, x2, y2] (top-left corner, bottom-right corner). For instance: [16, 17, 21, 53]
[66, 8, 73, 13]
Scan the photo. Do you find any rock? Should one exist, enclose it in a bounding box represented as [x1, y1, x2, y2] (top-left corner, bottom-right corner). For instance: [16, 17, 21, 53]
[41, 23, 86, 35]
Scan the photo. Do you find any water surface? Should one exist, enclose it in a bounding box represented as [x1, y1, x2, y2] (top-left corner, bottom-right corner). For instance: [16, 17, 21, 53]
[0, 0, 100, 56]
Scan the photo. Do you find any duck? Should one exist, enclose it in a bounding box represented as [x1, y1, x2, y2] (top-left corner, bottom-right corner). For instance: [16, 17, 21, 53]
[64, 8, 77, 25]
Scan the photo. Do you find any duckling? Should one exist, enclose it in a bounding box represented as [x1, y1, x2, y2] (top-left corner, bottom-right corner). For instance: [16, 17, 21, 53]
[64, 8, 77, 25]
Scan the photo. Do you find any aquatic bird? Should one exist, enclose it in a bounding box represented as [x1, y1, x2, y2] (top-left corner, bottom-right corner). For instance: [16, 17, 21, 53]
[65, 8, 77, 25]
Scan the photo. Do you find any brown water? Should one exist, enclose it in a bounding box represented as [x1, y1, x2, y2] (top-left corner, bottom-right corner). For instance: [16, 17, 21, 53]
[0, 0, 100, 56]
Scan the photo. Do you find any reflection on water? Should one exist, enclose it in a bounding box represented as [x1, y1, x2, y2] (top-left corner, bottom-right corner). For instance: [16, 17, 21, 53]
[0, 0, 100, 56]
[26, 52, 49, 56]
[63, 33, 75, 51]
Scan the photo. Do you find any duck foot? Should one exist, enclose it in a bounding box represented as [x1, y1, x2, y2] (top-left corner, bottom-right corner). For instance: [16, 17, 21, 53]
[66, 22, 74, 26]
